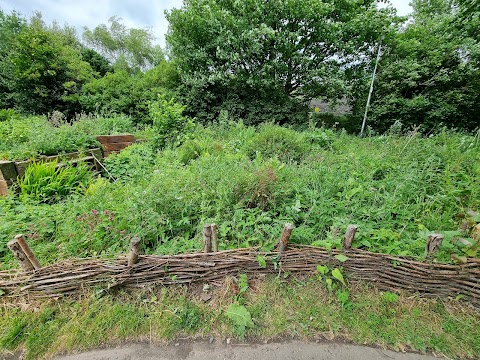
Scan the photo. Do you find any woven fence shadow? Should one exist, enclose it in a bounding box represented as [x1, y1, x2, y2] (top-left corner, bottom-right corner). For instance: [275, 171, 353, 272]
[0, 245, 479, 305]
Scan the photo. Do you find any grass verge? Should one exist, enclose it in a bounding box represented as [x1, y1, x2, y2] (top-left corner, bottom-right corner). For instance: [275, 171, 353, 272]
[1, 277, 479, 359]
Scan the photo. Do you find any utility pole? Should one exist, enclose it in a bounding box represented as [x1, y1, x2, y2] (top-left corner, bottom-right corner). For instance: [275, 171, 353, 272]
[360, 39, 383, 136]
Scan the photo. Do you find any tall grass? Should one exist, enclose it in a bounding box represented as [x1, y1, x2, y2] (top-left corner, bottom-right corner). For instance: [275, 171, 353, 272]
[18, 161, 92, 203]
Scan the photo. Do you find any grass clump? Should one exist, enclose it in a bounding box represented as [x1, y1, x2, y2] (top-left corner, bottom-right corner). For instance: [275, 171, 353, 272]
[18, 161, 92, 203]
[1, 278, 479, 359]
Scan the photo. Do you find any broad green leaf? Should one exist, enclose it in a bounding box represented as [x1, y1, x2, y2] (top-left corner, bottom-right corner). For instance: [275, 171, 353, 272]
[256, 255, 267, 268]
[334, 254, 349, 263]
[331, 268, 346, 286]
[0, 289, 5, 296]
[316, 265, 328, 275]
[226, 304, 254, 328]
[325, 278, 333, 291]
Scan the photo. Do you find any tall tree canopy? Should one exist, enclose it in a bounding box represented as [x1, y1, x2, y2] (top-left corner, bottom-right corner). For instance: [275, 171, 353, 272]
[83, 16, 164, 74]
[2, 11, 94, 115]
[166, 0, 395, 124]
[0, 9, 26, 109]
[357, 0, 480, 132]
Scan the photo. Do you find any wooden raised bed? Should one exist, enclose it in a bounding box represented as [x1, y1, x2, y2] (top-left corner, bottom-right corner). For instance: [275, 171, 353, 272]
[0, 134, 137, 196]
[96, 134, 135, 157]
[0, 148, 103, 196]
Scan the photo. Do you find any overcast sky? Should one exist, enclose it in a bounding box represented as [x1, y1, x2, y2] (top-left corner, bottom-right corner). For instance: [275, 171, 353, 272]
[0, 0, 413, 47]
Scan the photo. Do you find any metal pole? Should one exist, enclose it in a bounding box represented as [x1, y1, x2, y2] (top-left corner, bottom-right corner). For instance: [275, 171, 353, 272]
[360, 40, 382, 136]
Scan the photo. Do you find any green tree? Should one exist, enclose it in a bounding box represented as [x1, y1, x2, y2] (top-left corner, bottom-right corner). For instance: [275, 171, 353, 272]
[357, 0, 479, 132]
[79, 61, 179, 124]
[80, 48, 112, 77]
[83, 16, 164, 74]
[166, 0, 394, 124]
[7, 12, 94, 115]
[0, 9, 26, 109]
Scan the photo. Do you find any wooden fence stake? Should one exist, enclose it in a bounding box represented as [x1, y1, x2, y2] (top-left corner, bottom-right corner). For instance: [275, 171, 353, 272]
[7, 234, 41, 272]
[127, 236, 141, 267]
[473, 224, 480, 241]
[343, 225, 358, 249]
[203, 224, 212, 253]
[425, 234, 444, 257]
[210, 223, 218, 252]
[277, 223, 294, 253]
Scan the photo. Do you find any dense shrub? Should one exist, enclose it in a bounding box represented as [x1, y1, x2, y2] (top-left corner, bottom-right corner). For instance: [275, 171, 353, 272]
[243, 124, 309, 162]
[103, 143, 156, 181]
[149, 95, 195, 149]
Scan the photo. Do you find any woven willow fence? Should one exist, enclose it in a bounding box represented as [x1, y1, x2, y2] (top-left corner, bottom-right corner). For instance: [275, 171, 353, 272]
[1, 224, 479, 305]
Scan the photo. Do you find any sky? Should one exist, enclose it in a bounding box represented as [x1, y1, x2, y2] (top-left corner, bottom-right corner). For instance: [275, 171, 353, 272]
[0, 0, 413, 47]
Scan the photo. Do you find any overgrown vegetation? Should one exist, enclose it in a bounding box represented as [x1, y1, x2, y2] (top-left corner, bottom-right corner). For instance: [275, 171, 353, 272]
[0, 112, 134, 160]
[0, 1, 479, 357]
[1, 120, 479, 267]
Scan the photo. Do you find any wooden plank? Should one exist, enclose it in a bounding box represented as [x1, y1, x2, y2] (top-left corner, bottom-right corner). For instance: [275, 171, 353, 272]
[14, 160, 30, 178]
[101, 142, 134, 152]
[96, 135, 135, 144]
[0, 180, 8, 196]
[0, 160, 18, 181]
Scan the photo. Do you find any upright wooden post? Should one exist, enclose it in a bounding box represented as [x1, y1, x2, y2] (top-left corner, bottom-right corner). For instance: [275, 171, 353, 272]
[203, 224, 212, 253]
[7, 234, 41, 272]
[425, 234, 444, 257]
[277, 223, 294, 253]
[210, 223, 218, 252]
[127, 236, 141, 266]
[343, 225, 358, 249]
[473, 224, 480, 241]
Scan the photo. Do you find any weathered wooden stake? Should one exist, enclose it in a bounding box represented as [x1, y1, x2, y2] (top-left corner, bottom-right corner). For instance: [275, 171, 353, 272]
[424, 234, 444, 257]
[343, 225, 358, 249]
[277, 223, 294, 253]
[473, 224, 480, 241]
[203, 224, 212, 253]
[127, 236, 141, 267]
[7, 234, 41, 272]
[210, 223, 218, 252]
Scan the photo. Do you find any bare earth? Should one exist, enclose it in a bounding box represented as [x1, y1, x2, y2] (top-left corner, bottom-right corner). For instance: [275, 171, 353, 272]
[52, 340, 438, 360]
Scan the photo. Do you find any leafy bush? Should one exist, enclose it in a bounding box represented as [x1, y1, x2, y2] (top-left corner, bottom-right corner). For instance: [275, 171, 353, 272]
[103, 143, 156, 181]
[178, 140, 204, 164]
[243, 124, 308, 162]
[0, 109, 21, 122]
[18, 161, 92, 203]
[149, 95, 195, 149]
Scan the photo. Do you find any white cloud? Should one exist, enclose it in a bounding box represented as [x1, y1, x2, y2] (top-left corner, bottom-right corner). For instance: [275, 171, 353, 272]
[1, 0, 412, 47]
[0, 0, 182, 46]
